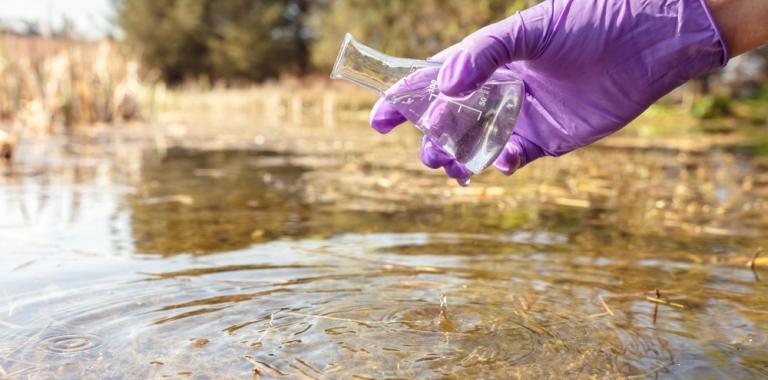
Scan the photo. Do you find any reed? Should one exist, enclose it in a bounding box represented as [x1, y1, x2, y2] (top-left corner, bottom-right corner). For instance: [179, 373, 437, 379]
[0, 128, 14, 160]
[151, 77, 377, 129]
[0, 33, 142, 136]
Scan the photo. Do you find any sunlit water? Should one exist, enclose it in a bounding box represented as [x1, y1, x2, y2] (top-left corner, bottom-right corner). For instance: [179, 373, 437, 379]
[1, 128, 768, 379]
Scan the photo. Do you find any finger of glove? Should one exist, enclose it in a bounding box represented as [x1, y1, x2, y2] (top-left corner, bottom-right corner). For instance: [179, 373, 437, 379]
[493, 132, 545, 176]
[420, 136, 453, 169]
[369, 67, 440, 134]
[370, 98, 406, 134]
[420, 136, 472, 185]
[438, 13, 539, 97]
[444, 161, 472, 186]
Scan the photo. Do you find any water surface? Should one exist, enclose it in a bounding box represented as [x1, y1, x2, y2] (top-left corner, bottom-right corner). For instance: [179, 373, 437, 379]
[1, 128, 767, 378]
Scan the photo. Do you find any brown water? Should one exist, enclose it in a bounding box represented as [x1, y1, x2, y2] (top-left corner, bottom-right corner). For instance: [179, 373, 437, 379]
[1, 128, 768, 379]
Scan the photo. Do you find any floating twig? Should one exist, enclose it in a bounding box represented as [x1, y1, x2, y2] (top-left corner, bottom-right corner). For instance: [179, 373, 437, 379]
[10, 259, 37, 272]
[736, 306, 768, 315]
[294, 358, 322, 377]
[598, 295, 615, 317]
[645, 297, 686, 309]
[517, 296, 529, 311]
[602, 289, 680, 299]
[255, 313, 275, 344]
[748, 248, 763, 271]
[586, 311, 613, 319]
[281, 311, 476, 337]
[244, 355, 287, 377]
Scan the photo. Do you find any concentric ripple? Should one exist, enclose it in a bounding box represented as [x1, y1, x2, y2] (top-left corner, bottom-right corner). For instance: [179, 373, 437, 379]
[377, 301, 538, 366]
[39, 334, 104, 354]
[2, 230, 767, 378]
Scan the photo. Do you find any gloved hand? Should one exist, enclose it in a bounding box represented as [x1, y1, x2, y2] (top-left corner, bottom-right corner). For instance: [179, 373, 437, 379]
[370, 0, 728, 184]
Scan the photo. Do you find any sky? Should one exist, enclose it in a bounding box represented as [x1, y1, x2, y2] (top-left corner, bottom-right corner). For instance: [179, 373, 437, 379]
[0, 0, 113, 38]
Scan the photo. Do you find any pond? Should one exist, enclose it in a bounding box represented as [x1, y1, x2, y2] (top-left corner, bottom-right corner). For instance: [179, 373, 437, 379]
[1, 125, 767, 379]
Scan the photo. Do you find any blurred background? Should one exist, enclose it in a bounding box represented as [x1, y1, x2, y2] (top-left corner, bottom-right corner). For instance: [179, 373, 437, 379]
[2, 1, 768, 378]
[0, 0, 766, 143]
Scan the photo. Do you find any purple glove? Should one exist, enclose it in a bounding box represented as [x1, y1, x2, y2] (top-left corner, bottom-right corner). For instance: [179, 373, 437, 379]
[371, 0, 728, 182]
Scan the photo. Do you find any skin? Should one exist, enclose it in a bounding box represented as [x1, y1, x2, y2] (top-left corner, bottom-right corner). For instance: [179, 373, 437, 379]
[709, 0, 768, 56]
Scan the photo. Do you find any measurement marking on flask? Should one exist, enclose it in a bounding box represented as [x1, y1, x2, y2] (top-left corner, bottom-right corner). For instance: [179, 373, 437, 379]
[428, 93, 483, 121]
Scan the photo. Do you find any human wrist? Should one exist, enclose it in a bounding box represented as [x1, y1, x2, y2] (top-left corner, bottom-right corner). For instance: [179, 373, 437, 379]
[707, 0, 768, 56]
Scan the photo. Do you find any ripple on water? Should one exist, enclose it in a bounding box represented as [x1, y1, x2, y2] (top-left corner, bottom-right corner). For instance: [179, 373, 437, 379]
[0, 270, 699, 378]
[381, 302, 538, 366]
[38, 334, 104, 354]
[275, 298, 543, 376]
[3, 231, 766, 378]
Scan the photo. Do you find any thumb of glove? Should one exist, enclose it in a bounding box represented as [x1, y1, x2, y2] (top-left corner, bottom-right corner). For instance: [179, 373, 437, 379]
[437, 6, 548, 97]
[493, 133, 545, 176]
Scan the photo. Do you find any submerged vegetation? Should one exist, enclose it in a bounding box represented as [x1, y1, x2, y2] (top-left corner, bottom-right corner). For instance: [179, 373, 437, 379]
[0, 2, 766, 377]
[2, 131, 768, 377]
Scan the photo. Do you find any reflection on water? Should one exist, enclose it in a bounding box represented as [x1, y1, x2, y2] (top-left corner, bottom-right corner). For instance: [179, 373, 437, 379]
[1, 130, 768, 378]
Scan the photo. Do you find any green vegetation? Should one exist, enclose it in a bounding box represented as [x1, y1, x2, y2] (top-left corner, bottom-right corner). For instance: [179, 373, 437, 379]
[115, 0, 536, 83]
[690, 95, 732, 119]
[309, 0, 534, 70]
[116, 0, 311, 83]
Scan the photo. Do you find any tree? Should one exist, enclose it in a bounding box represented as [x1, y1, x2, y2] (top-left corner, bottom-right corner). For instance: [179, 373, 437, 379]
[310, 0, 535, 70]
[115, 0, 312, 84]
[114, 0, 543, 83]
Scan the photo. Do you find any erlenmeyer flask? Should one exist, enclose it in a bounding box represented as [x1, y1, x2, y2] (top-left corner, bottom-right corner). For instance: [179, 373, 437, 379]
[331, 33, 524, 175]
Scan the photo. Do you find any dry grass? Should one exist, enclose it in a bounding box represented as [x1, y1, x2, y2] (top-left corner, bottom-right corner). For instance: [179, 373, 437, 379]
[151, 76, 376, 130]
[0, 33, 142, 136]
[0, 128, 14, 160]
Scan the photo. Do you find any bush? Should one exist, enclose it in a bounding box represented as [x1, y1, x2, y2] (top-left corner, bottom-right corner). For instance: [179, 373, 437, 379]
[116, 0, 311, 84]
[310, 0, 534, 71]
[690, 95, 732, 119]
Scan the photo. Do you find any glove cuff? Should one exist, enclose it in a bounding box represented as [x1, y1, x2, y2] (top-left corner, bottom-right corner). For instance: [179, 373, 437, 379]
[697, 0, 730, 66]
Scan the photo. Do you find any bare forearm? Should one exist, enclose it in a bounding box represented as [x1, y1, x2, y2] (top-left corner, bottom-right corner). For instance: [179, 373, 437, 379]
[708, 0, 768, 57]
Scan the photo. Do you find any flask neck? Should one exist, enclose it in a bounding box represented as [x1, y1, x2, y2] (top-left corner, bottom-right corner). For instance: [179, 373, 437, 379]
[330, 33, 441, 96]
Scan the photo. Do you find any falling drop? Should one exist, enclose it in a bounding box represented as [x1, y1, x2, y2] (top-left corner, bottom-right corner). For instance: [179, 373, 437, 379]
[438, 294, 455, 332]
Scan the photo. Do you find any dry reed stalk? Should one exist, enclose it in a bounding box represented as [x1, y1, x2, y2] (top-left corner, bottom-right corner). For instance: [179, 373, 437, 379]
[644, 297, 686, 309]
[255, 313, 275, 344]
[602, 290, 682, 299]
[0, 129, 14, 160]
[748, 248, 763, 270]
[0, 34, 144, 135]
[282, 310, 477, 337]
[598, 295, 615, 317]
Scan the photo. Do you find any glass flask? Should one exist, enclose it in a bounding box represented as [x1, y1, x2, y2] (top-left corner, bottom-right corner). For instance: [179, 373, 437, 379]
[331, 33, 524, 175]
